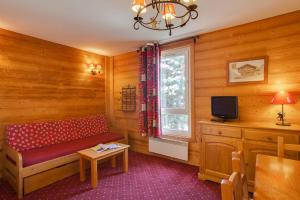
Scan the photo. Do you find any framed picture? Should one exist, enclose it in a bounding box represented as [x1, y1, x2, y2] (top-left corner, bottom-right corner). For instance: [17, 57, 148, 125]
[227, 57, 268, 85]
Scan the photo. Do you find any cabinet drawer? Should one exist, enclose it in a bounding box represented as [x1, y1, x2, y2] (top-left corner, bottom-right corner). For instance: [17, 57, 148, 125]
[244, 129, 299, 144]
[201, 125, 242, 138]
[24, 161, 79, 194]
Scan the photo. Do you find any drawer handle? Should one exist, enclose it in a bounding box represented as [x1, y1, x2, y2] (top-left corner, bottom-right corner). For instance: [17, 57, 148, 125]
[267, 137, 273, 141]
[218, 131, 222, 135]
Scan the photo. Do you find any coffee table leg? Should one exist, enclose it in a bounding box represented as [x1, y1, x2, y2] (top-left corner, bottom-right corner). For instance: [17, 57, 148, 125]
[111, 156, 116, 168]
[91, 159, 98, 188]
[80, 157, 86, 182]
[123, 149, 128, 173]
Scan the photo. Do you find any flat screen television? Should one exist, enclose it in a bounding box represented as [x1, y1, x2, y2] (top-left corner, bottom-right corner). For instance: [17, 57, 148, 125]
[211, 96, 238, 121]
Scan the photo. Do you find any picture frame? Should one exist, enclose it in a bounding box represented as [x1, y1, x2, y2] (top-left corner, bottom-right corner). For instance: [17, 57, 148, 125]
[227, 56, 268, 85]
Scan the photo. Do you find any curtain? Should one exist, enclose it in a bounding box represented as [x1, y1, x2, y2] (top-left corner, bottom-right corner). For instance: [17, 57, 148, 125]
[139, 43, 161, 137]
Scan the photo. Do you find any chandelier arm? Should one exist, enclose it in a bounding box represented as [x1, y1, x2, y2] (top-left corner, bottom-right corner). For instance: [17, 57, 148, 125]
[152, 0, 156, 9]
[138, 20, 190, 31]
[156, 1, 160, 13]
[133, 21, 140, 30]
[180, 13, 191, 27]
[144, 1, 190, 11]
[138, 9, 160, 25]
[174, 10, 190, 19]
[190, 10, 198, 20]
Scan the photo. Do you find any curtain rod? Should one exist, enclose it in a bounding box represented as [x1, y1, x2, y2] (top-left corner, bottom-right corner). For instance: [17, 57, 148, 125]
[159, 35, 199, 46]
[136, 35, 199, 53]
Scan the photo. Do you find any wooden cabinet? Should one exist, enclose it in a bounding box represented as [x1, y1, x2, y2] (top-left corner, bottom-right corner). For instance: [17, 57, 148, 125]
[244, 129, 299, 144]
[198, 121, 300, 190]
[200, 135, 242, 182]
[201, 124, 242, 138]
[244, 140, 278, 190]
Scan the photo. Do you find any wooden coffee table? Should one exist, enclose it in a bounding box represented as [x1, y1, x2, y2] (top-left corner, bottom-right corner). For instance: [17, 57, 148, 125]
[78, 143, 130, 188]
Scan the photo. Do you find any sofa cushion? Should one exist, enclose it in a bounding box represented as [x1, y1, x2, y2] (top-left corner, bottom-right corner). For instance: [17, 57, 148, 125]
[6, 115, 109, 152]
[21, 132, 124, 167]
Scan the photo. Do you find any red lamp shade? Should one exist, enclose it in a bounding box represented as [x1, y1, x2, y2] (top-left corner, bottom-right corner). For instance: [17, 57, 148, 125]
[271, 91, 296, 104]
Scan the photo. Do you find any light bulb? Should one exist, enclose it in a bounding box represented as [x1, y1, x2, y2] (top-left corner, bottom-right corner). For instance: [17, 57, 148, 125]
[132, 0, 147, 13]
[162, 3, 176, 23]
[183, 0, 196, 3]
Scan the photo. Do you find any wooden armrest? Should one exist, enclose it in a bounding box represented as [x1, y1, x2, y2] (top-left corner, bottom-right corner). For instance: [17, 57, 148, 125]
[3, 143, 23, 168]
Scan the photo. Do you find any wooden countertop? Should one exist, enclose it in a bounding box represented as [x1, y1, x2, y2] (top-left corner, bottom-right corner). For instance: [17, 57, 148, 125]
[197, 120, 300, 132]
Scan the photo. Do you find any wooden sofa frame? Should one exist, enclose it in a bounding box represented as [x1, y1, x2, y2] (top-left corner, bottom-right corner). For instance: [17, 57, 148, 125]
[3, 128, 128, 199]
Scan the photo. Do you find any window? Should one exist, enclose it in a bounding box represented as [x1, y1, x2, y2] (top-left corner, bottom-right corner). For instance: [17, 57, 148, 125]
[159, 47, 191, 137]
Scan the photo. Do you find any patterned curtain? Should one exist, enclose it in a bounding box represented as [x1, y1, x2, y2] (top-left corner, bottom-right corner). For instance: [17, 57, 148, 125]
[139, 43, 161, 137]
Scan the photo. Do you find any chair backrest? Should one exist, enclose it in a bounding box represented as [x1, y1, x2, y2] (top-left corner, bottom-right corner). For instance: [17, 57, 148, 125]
[277, 136, 300, 157]
[221, 172, 242, 200]
[221, 151, 249, 200]
[231, 151, 249, 200]
[232, 151, 245, 174]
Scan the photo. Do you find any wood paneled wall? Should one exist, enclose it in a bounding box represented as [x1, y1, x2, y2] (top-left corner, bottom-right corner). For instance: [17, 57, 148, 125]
[111, 11, 300, 166]
[110, 52, 149, 153]
[0, 29, 107, 177]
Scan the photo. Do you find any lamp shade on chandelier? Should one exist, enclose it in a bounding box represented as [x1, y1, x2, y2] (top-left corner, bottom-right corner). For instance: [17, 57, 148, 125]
[132, 0, 147, 13]
[132, 0, 198, 36]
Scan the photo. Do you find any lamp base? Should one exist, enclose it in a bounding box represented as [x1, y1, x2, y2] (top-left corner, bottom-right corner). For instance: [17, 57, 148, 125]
[276, 122, 291, 126]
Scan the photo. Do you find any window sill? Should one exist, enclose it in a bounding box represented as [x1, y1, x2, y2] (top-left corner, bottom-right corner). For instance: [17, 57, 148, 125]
[161, 134, 190, 142]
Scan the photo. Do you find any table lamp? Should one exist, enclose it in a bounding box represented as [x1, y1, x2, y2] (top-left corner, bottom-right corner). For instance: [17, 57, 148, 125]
[271, 91, 296, 126]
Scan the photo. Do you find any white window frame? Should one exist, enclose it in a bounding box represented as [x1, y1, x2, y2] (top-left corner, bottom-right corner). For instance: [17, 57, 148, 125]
[159, 47, 191, 137]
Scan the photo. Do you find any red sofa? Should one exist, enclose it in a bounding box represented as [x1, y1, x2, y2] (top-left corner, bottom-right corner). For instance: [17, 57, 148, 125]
[3, 115, 128, 198]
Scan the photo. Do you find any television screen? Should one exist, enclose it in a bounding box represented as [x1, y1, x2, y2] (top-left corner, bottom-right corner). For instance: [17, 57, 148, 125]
[211, 96, 238, 119]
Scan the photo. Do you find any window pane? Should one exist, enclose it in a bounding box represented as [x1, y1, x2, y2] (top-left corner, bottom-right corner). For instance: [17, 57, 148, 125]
[161, 114, 188, 132]
[160, 53, 186, 109]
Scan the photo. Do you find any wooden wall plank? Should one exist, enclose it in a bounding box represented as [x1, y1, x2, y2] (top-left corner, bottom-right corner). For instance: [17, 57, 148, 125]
[111, 11, 300, 166]
[0, 28, 107, 177]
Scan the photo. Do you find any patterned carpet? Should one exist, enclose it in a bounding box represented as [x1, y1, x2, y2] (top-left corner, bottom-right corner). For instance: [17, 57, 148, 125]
[0, 151, 220, 200]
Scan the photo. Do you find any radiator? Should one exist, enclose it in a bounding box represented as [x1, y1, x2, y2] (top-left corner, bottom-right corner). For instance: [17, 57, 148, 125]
[149, 137, 189, 161]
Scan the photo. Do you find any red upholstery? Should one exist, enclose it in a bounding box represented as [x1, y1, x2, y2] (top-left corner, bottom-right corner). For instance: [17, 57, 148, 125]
[21, 133, 124, 167]
[6, 115, 109, 152]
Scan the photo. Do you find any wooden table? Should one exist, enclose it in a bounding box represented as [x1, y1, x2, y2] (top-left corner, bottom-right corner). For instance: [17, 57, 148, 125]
[78, 143, 130, 188]
[254, 154, 300, 200]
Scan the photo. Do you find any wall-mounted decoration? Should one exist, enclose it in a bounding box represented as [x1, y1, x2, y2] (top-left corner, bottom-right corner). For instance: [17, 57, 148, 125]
[121, 85, 136, 112]
[87, 63, 103, 76]
[227, 57, 268, 85]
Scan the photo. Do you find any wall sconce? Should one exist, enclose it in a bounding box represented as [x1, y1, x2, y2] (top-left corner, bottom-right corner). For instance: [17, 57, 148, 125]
[87, 63, 103, 76]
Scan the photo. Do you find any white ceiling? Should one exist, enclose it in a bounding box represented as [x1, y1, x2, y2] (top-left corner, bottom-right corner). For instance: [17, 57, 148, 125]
[0, 0, 299, 56]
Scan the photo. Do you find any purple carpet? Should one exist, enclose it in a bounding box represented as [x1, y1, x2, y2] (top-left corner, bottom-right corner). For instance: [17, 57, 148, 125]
[0, 151, 220, 200]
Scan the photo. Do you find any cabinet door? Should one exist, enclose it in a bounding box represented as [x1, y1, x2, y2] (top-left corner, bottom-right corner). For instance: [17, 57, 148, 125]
[244, 140, 277, 186]
[202, 135, 242, 180]
[245, 140, 299, 187]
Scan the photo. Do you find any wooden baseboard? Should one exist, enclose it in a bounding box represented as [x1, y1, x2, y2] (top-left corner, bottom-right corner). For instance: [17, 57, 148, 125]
[129, 147, 199, 167]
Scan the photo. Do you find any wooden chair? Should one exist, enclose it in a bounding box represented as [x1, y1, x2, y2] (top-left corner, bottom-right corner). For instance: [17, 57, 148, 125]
[221, 151, 249, 200]
[277, 136, 300, 157]
[232, 151, 249, 200]
[221, 172, 242, 200]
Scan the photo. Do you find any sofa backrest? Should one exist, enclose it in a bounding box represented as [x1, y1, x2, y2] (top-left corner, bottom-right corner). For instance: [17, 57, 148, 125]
[6, 115, 109, 152]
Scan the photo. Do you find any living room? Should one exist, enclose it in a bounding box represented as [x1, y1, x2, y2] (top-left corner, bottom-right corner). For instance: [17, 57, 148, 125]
[0, 1, 300, 200]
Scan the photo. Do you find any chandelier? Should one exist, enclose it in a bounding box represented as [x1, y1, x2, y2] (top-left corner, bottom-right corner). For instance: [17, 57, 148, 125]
[132, 0, 198, 36]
